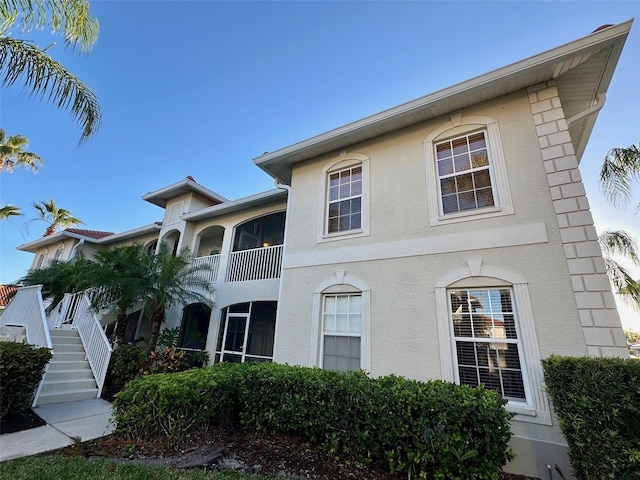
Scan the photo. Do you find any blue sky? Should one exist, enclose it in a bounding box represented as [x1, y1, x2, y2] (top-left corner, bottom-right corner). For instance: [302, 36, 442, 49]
[1, 1, 638, 328]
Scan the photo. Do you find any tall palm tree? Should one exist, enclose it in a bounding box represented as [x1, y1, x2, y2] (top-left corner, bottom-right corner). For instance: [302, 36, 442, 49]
[0, 204, 22, 220]
[89, 245, 152, 345]
[600, 142, 640, 212]
[0, 0, 101, 141]
[31, 198, 82, 236]
[0, 129, 43, 172]
[140, 243, 214, 352]
[598, 230, 640, 311]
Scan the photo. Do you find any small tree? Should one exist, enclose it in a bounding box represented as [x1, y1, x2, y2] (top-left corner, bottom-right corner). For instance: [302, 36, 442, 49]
[0, 129, 43, 173]
[30, 198, 83, 236]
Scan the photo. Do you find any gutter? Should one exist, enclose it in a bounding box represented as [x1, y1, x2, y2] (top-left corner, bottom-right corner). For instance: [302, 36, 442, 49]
[566, 93, 606, 127]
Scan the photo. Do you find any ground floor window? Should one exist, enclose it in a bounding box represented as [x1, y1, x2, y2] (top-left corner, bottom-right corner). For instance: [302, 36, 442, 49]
[322, 293, 362, 372]
[179, 303, 211, 350]
[449, 288, 526, 402]
[215, 301, 276, 363]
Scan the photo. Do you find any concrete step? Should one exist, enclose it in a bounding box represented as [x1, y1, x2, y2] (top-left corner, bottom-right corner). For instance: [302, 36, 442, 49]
[51, 351, 87, 362]
[50, 343, 85, 353]
[44, 369, 95, 382]
[50, 336, 83, 346]
[37, 388, 99, 405]
[49, 328, 80, 337]
[47, 360, 92, 372]
[40, 378, 97, 395]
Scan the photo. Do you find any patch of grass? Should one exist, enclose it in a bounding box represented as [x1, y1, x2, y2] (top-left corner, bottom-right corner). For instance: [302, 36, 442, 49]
[0, 455, 275, 480]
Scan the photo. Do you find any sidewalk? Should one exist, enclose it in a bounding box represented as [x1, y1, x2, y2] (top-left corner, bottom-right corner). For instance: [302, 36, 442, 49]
[0, 398, 115, 462]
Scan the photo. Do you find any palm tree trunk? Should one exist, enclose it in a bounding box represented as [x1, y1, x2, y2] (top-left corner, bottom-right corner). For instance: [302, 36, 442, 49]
[113, 312, 128, 345]
[147, 308, 165, 353]
[44, 224, 56, 236]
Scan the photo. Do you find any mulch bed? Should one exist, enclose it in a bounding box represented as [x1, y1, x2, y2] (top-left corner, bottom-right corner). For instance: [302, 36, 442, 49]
[3, 409, 539, 479]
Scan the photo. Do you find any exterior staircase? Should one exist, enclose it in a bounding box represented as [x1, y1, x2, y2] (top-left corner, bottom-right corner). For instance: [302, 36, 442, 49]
[37, 329, 99, 405]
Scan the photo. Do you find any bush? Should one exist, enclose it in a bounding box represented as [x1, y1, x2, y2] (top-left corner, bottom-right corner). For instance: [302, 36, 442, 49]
[141, 347, 190, 375]
[542, 355, 640, 480]
[114, 363, 513, 478]
[0, 342, 51, 419]
[113, 362, 240, 443]
[103, 344, 148, 399]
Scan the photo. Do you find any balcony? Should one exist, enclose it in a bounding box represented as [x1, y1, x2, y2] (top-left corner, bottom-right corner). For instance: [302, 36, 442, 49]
[193, 244, 283, 284]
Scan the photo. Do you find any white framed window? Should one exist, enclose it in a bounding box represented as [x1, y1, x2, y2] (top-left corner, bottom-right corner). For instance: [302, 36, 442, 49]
[310, 272, 371, 372]
[449, 288, 527, 402]
[53, 248, 64, 262]
[34, 251, 47, 270]
[321, 293, 362, 372]
[435, 260, 551, 424]
[424, 115, 513, 226]
[318, 152, 370, 242]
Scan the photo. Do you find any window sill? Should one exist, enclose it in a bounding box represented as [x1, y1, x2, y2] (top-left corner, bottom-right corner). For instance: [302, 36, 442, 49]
[506, 402, 552, 425]
[317, 229, 369, 244]
[431, 205, 514, 226]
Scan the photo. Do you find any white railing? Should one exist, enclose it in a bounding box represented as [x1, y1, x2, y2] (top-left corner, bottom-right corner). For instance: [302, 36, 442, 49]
[0, 285, 52, 350]
[47, 292, 82, 329]
[0, 285, 53, 406]
[226, 245, 283, 282]
[71, 292, 113, 397]
[193, 254, 221, 284]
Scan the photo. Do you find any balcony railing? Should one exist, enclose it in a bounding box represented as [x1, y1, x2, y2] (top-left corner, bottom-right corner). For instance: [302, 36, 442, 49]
[226, 245, 283, 282]
[192, 254, 221, 284]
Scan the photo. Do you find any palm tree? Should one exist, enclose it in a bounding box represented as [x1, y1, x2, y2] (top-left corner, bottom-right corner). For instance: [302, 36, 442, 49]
[600, 142, 640, 212]
[21, 255, 94, 312]
[0, 0, 101, 141]
[139, 243, 214, 352]
[31, 198, 83, 236]
[88, 245, 152, 345]
[598, 230, 640, 311]
[0, 129, 43, 172]
[0, 204, 22, 220]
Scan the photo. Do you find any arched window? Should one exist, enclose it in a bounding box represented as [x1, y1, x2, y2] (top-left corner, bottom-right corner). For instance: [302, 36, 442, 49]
[310, 271, 371, 372]
[435, 260, 550, 424]
[317, 152, 370, 242]
[424, 115, 513, 225]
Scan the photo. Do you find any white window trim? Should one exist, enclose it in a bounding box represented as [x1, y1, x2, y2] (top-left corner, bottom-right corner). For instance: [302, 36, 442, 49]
[310, 271, 371, 372]
[424, 115, 513, 226]
[34, 249, 48, 270]
[317, 151, 370, 243]
[435, 259, 551, 425]
[53, 247, 65, 262]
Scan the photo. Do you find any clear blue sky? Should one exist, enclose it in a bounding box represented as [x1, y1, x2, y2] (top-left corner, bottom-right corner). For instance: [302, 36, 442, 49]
[1, 1, 638, 328]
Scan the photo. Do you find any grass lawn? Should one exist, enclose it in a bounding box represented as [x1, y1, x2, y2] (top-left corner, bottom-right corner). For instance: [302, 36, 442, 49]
[0, 455, 276, 480]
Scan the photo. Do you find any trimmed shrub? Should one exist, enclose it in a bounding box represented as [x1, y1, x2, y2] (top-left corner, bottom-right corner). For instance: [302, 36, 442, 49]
[114, 362, 513, 478]
[113, 362, 240, 443]
[0, 342, 51, 419]
[103, 344, 148, 399]
[141, 347, 190, 375]
[542, 355, 640, 480]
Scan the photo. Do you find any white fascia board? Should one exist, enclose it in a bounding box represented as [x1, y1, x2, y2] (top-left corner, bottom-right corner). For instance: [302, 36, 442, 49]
[253, 19, 632, 173]
[16, 231, 100, 252]
[142, 178, 229, 207]
[96, 223, 161, 244]
[182, 189, 287, 221]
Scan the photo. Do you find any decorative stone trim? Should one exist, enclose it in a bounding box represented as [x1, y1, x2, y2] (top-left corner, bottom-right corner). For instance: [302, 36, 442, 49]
[527, 82, 628, 357]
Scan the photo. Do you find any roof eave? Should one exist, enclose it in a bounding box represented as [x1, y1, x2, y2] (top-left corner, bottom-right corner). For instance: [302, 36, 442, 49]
[143, 179, 229, 208]
[182, 189, 288, 222]
[16, 231, 100, 253]
[253, 19, 632, 182]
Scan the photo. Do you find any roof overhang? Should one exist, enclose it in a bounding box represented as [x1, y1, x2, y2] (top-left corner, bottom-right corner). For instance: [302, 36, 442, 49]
[254, 20, 633, 183]
[17, 230, 102, 253]
[95, 223, 161, 245]
[143, 177, 229, 208]
[182, 189, 287, 222]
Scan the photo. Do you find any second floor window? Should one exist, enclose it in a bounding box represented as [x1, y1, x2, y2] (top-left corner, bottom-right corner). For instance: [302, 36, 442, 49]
[327, 165, 362, 234]
[435, 131, 495, 215]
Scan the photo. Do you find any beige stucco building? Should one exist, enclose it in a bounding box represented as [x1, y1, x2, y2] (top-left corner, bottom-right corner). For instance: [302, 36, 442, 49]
[9, 20, 633, 479]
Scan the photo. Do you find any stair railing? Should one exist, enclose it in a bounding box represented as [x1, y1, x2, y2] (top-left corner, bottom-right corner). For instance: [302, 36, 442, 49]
[0, 285, 53, 406]
[70, 292, 113, 397]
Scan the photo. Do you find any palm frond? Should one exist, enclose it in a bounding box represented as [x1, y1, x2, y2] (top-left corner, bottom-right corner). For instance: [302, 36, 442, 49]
[0, 36, 101, 141]
[599, 143, 640, 210]
[0, 204, 22, 219]
[0, 0, 99, 51]
[603, 258, 640, 312]
[598, 230, 640, 266]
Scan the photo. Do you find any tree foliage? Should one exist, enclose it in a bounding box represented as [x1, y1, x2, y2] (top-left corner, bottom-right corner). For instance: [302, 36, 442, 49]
[0, 0, 101, 141]
[29, 198, 82, 236]
[0, 128, 43, 172]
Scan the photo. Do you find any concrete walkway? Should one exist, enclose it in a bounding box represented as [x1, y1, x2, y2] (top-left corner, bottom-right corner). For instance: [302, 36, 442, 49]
[0, 398, 115, 462]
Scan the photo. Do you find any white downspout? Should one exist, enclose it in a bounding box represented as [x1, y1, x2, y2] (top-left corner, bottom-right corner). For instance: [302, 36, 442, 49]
[272, 179, 291, 362]
[69, 239, 85, 259]
[566, 93, 606, 126]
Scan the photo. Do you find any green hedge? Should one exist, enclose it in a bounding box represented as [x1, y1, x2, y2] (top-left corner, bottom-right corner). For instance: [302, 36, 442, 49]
[114, 363, 513, 479]
[103, 344, 148, 399]
[0, 342, 52, 419]
[542, 355, 640, 480]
